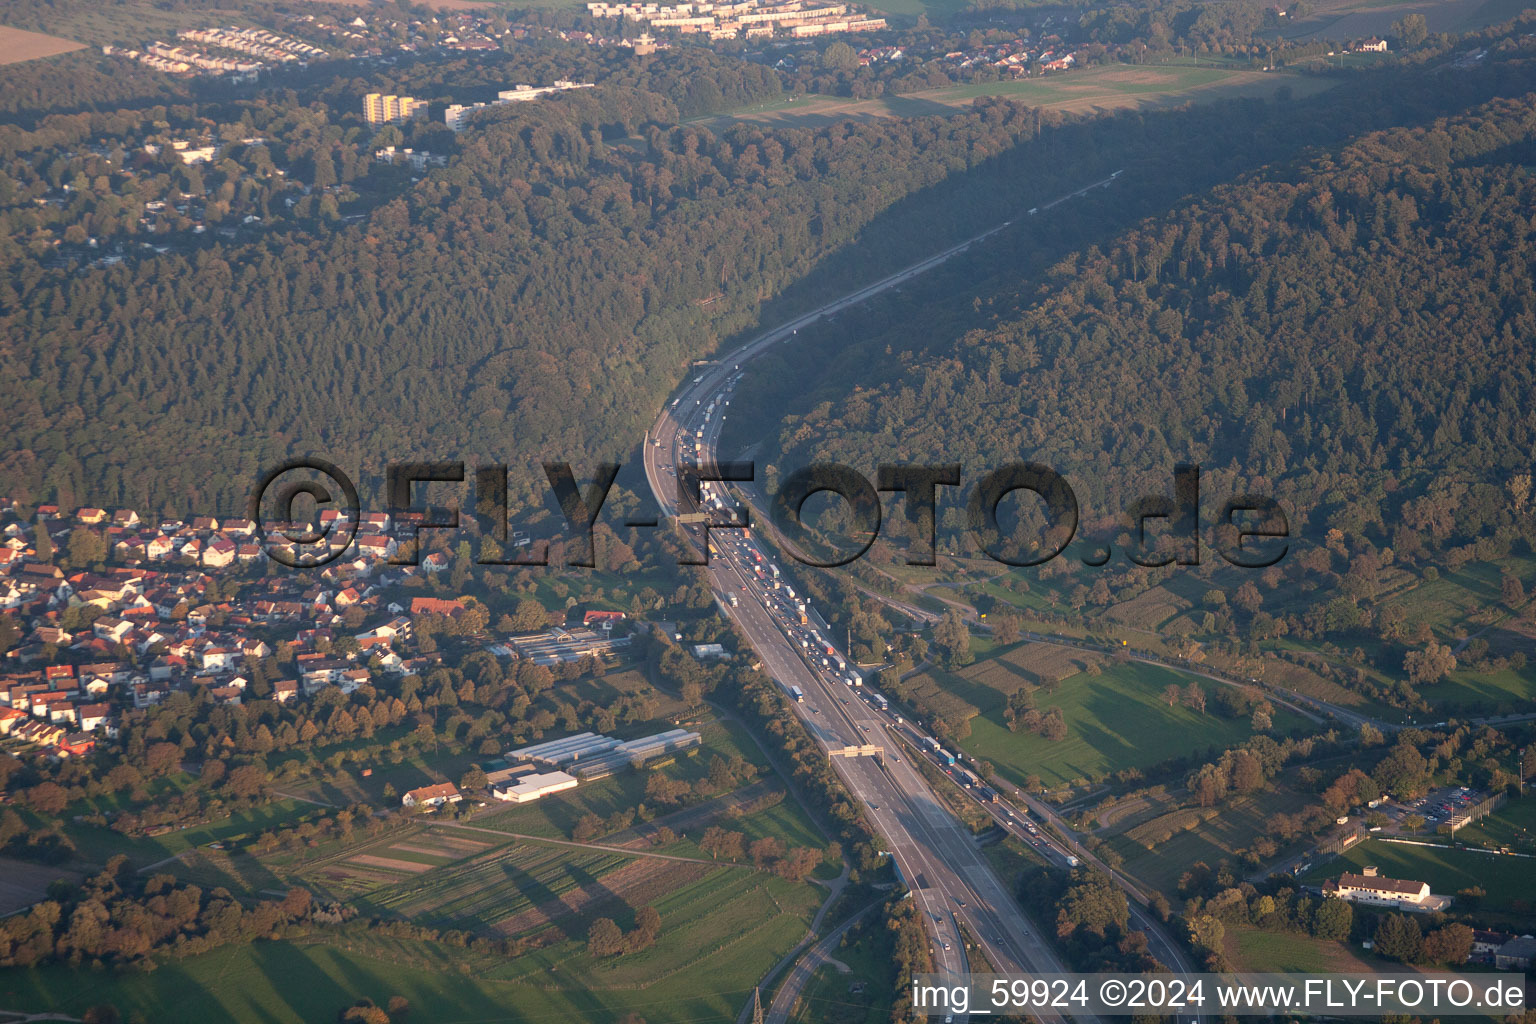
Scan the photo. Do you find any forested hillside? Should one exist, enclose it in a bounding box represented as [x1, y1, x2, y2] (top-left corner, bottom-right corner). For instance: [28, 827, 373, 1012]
[0, 81, 1065, 517]
[764, 87, 1536, 559]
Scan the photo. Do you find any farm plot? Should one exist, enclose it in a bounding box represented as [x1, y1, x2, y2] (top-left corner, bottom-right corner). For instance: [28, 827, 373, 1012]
[493, 858, 716, 940]
[970, 642, 1106, 694]
[1105, 587, 1191, 632]
[364, 841, 638, 935]
[1104, 788, 1312, 898]
[299, 829, 497, 898]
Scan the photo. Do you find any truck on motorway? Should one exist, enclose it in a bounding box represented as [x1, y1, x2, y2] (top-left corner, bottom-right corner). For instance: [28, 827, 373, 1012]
[1066, 856, 1080, 867]
[978, 786, 998, 803]
[936, 748, 956, 766]
[872, 694, 889, 711]
[789, 685, 804, 703]
[727, 594, 739, 607]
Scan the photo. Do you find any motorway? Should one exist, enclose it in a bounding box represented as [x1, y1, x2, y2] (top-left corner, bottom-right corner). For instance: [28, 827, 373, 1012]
[640, 178, 1136, 1022]
[632, 163, 1536, 1024]
[648, 371, 1076, 994]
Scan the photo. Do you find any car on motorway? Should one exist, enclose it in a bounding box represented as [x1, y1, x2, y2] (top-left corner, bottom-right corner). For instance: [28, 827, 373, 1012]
[942, 942, 951, 951]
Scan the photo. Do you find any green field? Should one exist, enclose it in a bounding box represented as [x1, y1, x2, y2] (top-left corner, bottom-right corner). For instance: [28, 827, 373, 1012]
[956, 659, 1306, 789]
[859, 0, 976, 20]
[49, 795, 317, 868]
[706, 64, 1331, 130]
[1444, 797, 1536, 852]
[0, 852, 821, 1023]
[1104, 788, 1311, 897]
[1417, 665, 1535, 712]
[0, 872, 817, 1024]
[1300, 839, 1536, 906]
[1227, 927, 1378, 973]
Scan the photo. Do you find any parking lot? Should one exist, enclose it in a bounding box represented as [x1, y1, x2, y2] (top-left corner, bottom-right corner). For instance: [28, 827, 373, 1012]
[1401, 785, 1483, 829]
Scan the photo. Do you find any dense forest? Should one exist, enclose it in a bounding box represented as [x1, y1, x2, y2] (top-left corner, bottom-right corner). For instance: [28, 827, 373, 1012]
[0, 65, 1071, 519]
[759, 88, 1536, 558]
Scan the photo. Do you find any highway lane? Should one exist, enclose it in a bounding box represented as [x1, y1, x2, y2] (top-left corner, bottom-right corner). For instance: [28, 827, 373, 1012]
[677, 421, 1083, 1004]
[636, 160, 1525, 1024]
[636, 186, 1136, 1020]
[637, 172, 1205, 1020]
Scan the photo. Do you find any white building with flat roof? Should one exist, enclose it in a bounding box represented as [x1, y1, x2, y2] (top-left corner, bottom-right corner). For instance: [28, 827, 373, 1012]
[493, 770, 579, 803]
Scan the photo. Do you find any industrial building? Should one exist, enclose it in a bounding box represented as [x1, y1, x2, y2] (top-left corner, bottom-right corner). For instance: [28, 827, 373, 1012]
[507, 728, 701, 781]
[508, 626, 631, 665]
[493, 769, 579, 803]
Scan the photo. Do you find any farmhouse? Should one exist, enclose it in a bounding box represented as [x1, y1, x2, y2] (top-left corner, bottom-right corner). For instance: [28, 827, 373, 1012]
[1495, 935, 1536, 971]
[1323, 866, 1450, 911]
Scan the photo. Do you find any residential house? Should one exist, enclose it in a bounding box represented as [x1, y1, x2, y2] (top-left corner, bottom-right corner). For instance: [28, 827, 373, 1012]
[78, 703, 112, 732]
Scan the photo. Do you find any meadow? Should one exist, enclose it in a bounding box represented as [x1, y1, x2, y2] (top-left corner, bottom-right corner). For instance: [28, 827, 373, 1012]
[0, 877, 818, 1024]
[1225, 927, 1379, 973]
[948, 655, 1306, 789]
[707, 64, 1332, 130]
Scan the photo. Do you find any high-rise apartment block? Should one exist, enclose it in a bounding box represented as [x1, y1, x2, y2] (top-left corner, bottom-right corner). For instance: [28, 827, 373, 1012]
[363, 93, 424, 125]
